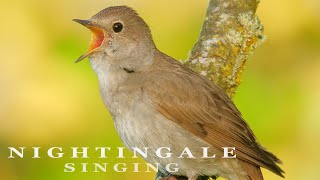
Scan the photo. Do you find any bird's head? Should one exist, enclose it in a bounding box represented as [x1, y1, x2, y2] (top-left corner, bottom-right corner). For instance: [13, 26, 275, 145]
[74, 6, 156, 71]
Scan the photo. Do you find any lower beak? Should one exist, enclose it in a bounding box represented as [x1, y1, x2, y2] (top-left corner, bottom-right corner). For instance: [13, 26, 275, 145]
[73, 19, 108, 63]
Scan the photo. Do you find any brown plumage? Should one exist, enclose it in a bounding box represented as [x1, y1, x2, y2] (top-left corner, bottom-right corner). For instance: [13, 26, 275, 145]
[145, 51, 284, 179]
[74, 6, 284, 180]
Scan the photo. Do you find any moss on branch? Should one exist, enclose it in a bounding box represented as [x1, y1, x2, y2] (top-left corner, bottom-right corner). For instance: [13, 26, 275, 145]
[184, 0, 264, 98]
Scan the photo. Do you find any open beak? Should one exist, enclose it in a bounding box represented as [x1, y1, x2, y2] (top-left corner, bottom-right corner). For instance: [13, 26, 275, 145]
[73, 19, 108, 63]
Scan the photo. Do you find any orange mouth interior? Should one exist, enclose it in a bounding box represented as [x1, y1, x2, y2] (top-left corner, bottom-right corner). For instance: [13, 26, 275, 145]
[87, 27, 105, 52]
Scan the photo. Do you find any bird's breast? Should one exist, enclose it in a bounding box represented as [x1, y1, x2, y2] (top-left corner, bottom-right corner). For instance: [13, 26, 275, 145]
[98, 77, 244, 178]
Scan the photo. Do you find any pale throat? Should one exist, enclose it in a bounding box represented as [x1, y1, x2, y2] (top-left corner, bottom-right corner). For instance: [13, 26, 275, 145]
[88, 48, 155, 92]
[89, 55, 128, 92]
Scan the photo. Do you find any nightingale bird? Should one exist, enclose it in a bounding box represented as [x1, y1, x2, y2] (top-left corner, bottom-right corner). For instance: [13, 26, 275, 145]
[74, 6, 284, 180]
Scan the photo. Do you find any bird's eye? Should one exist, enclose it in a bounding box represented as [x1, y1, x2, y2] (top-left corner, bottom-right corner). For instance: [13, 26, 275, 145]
[113, 22, 123, 33]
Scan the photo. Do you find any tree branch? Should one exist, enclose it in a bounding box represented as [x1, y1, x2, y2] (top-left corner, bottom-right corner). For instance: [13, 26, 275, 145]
[184, 0, 264, 98]
[157, 0, 264, 179]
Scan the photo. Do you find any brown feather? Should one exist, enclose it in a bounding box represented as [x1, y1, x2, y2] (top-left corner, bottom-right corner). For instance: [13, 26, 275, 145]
[240, 161, 263, 180]
[144, 51, 284, 178]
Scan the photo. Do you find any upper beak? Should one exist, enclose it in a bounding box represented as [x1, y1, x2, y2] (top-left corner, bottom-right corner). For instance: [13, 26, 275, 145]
[73, 19, 93, 27]
[73, 19, 107, 63]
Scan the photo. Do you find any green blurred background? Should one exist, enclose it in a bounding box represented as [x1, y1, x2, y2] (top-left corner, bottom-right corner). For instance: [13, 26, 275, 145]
[0, 0, 319, 179]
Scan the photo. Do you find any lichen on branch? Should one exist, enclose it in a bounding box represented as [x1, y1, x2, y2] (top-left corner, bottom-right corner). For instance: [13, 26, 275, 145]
[183, 0, 264, 98]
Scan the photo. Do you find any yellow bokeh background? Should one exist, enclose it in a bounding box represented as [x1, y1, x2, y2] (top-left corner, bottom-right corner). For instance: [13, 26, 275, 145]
[0, 0, 319, 179]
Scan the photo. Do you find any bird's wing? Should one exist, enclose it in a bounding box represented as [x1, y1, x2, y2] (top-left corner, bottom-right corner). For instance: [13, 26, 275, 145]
[143, 56, 283, 177]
